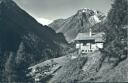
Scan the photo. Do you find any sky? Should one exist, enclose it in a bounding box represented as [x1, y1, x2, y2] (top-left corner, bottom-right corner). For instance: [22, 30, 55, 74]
[13, 0, 112, 24]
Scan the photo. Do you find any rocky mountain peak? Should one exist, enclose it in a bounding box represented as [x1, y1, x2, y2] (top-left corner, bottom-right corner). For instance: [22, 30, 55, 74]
[77, 8, 95, 15]
[0, 0, 12, 3]
[49, 8, 106, 42]
[76, 8, 105, 20]
[0, 0, 16, 8]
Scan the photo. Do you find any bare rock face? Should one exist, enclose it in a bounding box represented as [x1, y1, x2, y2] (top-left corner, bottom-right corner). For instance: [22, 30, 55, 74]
[49, 8, 106, 42]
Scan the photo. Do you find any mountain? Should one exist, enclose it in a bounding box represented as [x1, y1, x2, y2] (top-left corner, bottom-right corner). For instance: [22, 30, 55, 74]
[49, 8, 106, 42]
[35, 18, 53, 25]
[30, 0, 128, 82]
[56, 0, 127, 82]
[0, 0, 68, 82]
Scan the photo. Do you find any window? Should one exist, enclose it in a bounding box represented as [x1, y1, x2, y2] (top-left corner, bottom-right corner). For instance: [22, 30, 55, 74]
[81, 50, 84, 53]
[90, 50, 92, 52]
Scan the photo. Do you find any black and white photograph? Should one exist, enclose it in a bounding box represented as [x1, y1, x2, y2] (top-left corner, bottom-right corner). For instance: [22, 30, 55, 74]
[0, 0, 127, 82]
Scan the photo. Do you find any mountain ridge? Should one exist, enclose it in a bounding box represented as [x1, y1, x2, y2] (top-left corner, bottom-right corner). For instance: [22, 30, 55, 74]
[49, 8, 106, 42]
[0, 0, 68, 82]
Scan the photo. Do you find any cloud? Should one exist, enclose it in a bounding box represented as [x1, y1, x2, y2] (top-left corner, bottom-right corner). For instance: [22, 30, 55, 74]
[35, 18, 53, 25]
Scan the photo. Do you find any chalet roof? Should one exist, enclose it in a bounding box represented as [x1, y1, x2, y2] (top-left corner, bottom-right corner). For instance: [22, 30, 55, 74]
[75, 33, 94, 40]
[75, 32, 105, 42]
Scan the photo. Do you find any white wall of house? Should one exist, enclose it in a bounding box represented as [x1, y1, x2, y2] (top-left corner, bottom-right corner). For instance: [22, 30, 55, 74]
[91, 44, 97, 49]
[76, 43, 81, 49]
[76, 42, 103, 53]
[96, 43, 103, 49]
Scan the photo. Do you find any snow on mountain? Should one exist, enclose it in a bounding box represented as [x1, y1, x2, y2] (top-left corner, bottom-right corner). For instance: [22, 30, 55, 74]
[49, 8, 106, 42]
[36, 18, 53, 25]
[89, 15, 101, 25]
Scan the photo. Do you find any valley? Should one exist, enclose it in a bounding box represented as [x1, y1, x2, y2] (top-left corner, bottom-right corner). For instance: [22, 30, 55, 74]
[0, 0, 127, 82]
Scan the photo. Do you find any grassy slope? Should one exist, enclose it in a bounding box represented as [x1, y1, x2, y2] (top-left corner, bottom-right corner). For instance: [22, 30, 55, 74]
[49, 50, 128, 83]
[29, 56, 70, 70]
[29, 49, 128, 83]
[95, 57, 128, 82]
[49, 51, 102, 83]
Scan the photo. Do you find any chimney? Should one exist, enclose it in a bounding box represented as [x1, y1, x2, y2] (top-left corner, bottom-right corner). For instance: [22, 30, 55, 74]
[89, 28, 92, 37]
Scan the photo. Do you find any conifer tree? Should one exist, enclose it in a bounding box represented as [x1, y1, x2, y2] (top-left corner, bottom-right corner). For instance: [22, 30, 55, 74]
[104, 0, 128, 62]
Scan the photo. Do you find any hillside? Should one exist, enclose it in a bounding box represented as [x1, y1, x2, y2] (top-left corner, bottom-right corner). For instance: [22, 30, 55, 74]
[49, 8, 106, 42]
[29, 50, 128, 82]
[0, 0, 68, 82]
[50, 51, 128, 83]
[0, 0, 127, 82]
[29, 0, 128, 82]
